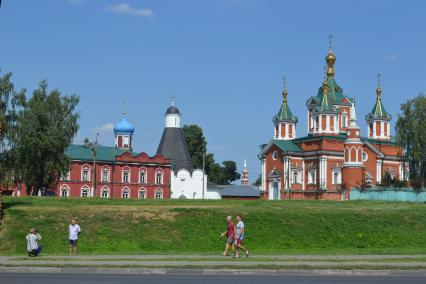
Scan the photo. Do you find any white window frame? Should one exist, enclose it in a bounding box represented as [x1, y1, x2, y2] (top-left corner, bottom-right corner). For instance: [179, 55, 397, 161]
[138, 188, 147, 200]
[81, 165, 90, 182]
[155, 188, 163, 199]
[101, 167, 110, 183]
[101, 186, 110, 198]
[81, 186, 90, 198]
[331, 169, 342, 185]
[308, 169, 317, 185]
[122, 187, 130, 199]
[122, 169, 131, 183]
[60, 185, 70, 198]
[341, 113, 348, 128]
[139, 168, 147, 184]
[291, 169, 301, 184]
[123, 135, 130, 146]
[155, 170, 163, 185]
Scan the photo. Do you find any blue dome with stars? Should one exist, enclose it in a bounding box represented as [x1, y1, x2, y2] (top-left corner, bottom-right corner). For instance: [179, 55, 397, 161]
[114, 117, 135, 134]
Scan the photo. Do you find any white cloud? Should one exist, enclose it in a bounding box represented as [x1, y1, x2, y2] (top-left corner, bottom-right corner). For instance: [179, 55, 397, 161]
[93, 123, 115, 136]
[105, 3, 154, 17]
[387, 54, 398, 62]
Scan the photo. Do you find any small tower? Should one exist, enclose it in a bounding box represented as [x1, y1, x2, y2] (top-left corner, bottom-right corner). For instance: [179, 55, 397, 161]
[114, 112, 135, 150]
[366, 74, 392, 140]
[273, 78, 298, 140]
[342, 102, 363, 195]
[241, 159, 249, 186]
[157, 100, 193, 172]
[165, 98, 181, 128]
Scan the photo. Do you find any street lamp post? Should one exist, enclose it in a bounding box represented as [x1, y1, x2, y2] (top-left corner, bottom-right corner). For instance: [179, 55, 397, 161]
[92, 133, 99, 198]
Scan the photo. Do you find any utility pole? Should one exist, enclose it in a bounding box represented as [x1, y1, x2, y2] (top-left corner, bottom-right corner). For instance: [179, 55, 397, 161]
[92, 133, 99, 197]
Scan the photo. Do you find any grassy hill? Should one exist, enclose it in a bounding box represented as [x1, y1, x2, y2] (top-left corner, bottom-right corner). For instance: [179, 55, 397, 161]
[1, 197, 426, 256]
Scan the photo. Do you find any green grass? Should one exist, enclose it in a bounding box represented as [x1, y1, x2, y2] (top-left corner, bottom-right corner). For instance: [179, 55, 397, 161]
[1, 197, 426, 256]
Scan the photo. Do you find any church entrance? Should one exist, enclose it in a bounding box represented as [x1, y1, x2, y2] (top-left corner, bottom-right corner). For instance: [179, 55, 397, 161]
[273, 181, 279, 200]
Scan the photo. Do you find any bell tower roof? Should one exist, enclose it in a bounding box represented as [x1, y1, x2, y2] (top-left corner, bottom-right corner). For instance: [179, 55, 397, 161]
[273, 77, 298, 123]
[366, 74, 391, 121]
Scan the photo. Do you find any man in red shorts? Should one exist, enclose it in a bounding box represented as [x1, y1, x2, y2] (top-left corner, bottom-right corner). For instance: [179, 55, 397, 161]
[221, 216, 236, 256]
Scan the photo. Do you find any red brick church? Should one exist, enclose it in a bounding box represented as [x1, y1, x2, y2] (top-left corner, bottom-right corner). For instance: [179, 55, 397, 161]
[259, 43, 408, 200]
[10, 114, 172, 199]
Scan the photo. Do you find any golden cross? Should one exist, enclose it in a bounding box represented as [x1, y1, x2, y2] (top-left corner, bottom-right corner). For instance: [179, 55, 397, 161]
[328, 34, 333, 50]
[283, 76, 287, 90]
[123, 100, 127, 116]
[376, 73, 382, 87]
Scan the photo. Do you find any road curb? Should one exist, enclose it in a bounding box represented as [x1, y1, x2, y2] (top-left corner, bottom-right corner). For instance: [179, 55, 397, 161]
[1, 267, 426, 276]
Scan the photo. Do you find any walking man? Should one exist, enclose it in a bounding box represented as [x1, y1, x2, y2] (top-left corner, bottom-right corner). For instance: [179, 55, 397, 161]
[26, 228, 42, 257]
[68, 219, 81, 256]
[234, 215, 249, 258]
[221, 216, 236, 256]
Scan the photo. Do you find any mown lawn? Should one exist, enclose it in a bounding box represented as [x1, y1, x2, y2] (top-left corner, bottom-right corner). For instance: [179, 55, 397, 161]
[1, 197, 425, 256]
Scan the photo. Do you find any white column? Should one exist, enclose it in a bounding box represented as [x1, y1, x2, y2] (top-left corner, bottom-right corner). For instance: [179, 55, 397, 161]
[283, 157, 287, 189]
[380, 121, 384, 138]
[373, 122, 377, 138]
[318, 115, 322, 133]
[376, 160, 382, 184]
[293, 124, 297, 139]
[307, 112, 310, 133]
[399, 162, 403, 181]
[324, 156, 328, 189]
[302, 160, 305, 190]
[326, 115, 331, 132]
[285, 123, 289, 140]
[387, 122, 390, 137]
[319, 157, 323, 189]
[278, 123, 282, 139]
[261, 159, 266, 191]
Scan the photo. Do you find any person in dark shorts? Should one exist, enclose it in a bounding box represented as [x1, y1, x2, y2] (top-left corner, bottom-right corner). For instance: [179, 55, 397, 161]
[221, 216, 236, 256]
[68, 219, 81, 255]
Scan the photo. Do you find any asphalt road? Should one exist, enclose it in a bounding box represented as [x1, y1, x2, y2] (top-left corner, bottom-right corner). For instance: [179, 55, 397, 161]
[0, 273, 426, 284]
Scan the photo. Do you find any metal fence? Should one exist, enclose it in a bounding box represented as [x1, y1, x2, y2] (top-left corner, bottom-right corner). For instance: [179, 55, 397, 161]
[349, 188, 426, 202]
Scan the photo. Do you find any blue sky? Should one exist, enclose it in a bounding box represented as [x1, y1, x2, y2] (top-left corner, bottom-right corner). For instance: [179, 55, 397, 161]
[1, 0, 425, 181]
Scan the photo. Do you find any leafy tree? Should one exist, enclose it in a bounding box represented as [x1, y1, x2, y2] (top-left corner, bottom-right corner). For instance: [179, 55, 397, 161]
[13, 81, 80, 195]
[182, 125, 206, 169]
[253, 175, 261, 186]
[182, 124, 241, 185]
[395, 93, 426, 182]
[0, 72, 26, 189]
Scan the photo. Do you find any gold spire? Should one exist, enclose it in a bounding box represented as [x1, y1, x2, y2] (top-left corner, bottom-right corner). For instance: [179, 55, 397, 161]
[376, 73, 382, 98]
[282, 76, 288, 102]
[325, 34, 336, 77]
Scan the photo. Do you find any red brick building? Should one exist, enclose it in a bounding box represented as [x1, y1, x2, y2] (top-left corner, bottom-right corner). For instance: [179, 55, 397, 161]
[11, 115, 172, 199]
[259, 45, 407, 200]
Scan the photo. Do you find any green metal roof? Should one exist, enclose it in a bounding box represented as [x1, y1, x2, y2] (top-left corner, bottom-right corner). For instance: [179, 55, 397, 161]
[308, 77, 353, 113]
[365, 94, 391, 121]
[273, 89, 298, 123]
[65, 144, 139, 162]
[272, 139, 303, 153]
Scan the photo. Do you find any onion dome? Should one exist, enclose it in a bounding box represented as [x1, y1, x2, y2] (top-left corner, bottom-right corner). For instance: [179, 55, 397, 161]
[273, 79, 298, 123]
[366, 75, 391, 121]
[113, 117, 135, 134]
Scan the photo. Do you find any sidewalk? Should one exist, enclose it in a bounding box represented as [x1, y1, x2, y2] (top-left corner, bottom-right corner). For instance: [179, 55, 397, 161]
[1, 254, 426, 270]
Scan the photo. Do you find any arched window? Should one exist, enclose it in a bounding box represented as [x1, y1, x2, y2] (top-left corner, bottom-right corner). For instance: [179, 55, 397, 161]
[60, 185, 70, 198]
[122, 187, 130, 199]
[81, 186, 90, 198]
[101, 186, 110, 198]
[155, 188, 163, 199]
[122, 167, 131, 183]
[155, 170, 163, 185]
[139, 168, 147, 184]
[101, 166, 110, 183]
[81, 164, 90, 182]
[138, 188, 147, 200]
